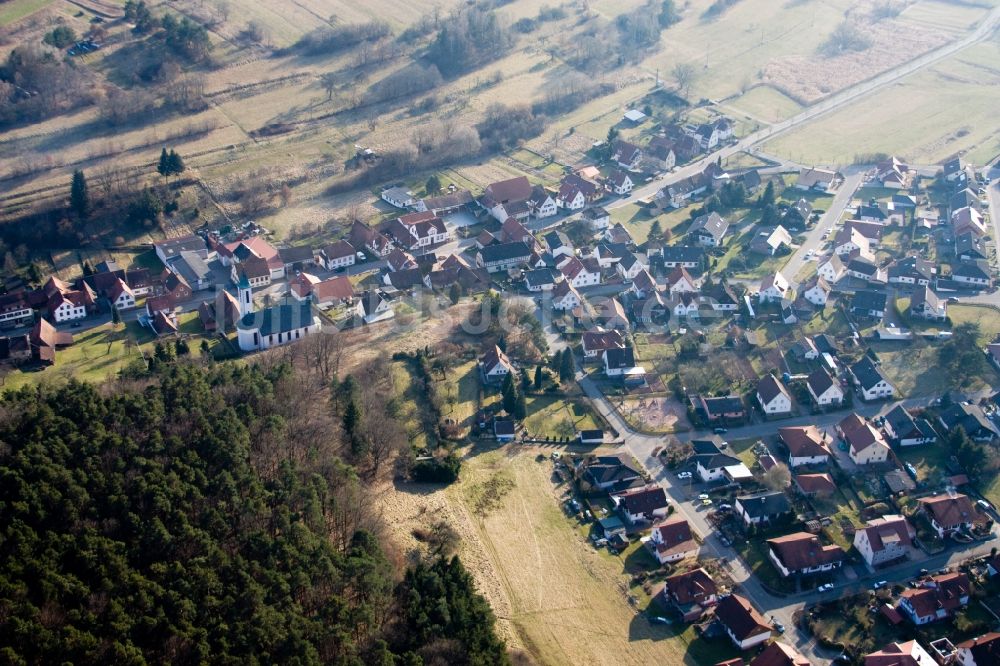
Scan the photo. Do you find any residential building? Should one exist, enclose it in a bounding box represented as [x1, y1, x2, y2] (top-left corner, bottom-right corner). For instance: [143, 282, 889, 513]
[839, 413, 891, 465]
[581, 206, 611, 231]
[477, 242, 533, 273]
[616, 252, 647, 281]
[0, 293, 33, 328]
[319, 240, 357, 270]
[801, 276, 832, 307]
[910, 286, 947, 321]
[883, 405, 936, 446]
[782, 199, 813, 230]
[952, 260, 992, 288]
[551, 280, 582, 311]
[779, 425, 831, 467]
[750, 642, 810, 666]
[767, 532, 845, 577]
[381, 186, 416, 209]
[751, 225, 793, 255]
[613, 485, 669, 524]
[757, 374, 793, 416]
[796, 167, 839, 192]
[759, 271, 790, 303]
[582, 329, 626, 359]
[794, 473, 836, 496]
[350, 221, 393, 257]
[559, 255, 602, 287]
[688, 212, 730, 247]
[888, 256, 935, 286]
[956, 632, 1000, 666]
[666, 266, 699, 294]
[734, 491, 792, 528]
[606, 169, 634, 195]
[693, 444, 742, 483]
[851, 290, 888, 319]
[354, 290, 393, 324]
[864, 641, 935, 666]
[817, 254, 846, 283]
[611, 139, 642, 170]
[660, 568, 717, 621]
[603, 347, 640, 378]
[715, 594, 772, 650]
[806, 368, 844, 407]
[660, 245, 704, 269]
[524, 268, 560, 292]
[918, 493, 979, 538]
[648, 517, 699, 564]
[853, 515, 915, 567]
[899, 573, 970, 625]
[693, 395, 746, 423]
[167, 251, 213, 291]
[578, 454, 642, 492]
[479, 345, 514, 383]
[938, 403, 998, 441]
[849, 356, 896, 400]
[155, 234, 208, 264]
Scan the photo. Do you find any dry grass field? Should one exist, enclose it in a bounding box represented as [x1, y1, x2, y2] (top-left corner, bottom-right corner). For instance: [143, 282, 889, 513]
[378, 445, 707, 665]
[763, 40, 1000, 165]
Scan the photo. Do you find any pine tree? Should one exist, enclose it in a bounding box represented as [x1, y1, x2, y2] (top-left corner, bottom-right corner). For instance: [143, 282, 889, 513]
[70, 170, 89, 219]
[449, 282, 461, 305]
[648, 219, 662, 242]
[758, 181, 775, 209]
[559, 348, 575, 382]
[167, 149, 185, 177]
[501, 372, 518, 414]
[343, 397, 361, 439]
[514, 392, 527, 420]
[111, 306, 121, 325]
[534, 364, 543, 390]
[157, 147, 170, 181]
[426, 174, 441, 194]
[497, 336, 507, 353]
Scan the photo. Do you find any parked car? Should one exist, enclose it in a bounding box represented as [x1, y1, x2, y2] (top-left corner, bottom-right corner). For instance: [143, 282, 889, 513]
[718, 503, 732, 511]
[978, 499, 992, 511]
[701, 498, 713, 506]
[698, 494, 710, 500]
[713, 427, 728, 434]
[677, 471, 692, 479]
[818, 583, 834, 592]
[774, 622, 785, 634]
[919, 568, 929, 576]
[873, 581, 887, 590]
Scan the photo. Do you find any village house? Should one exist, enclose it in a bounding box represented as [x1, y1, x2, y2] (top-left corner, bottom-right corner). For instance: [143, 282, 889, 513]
[899, 573, 971, 625]
[705, 282, 739, 311]
[839, 413, 891, 465]
[155, 234, 209, 264]
[477, 242, 533, 273]
[796, 167, 839, 193]
[42, 276, 97, 323]
[524, 268, 560, 292]
[611, 139, 642, 170]
[910, 286, 947, 321]
[951, 260, 993, 289]
[494, 419, 516, 443]
[26, 319, 74, 365]
[616, 252, 648, 281]
[660, 245, 703, 269]
[660, 568, 717, 622]
[319, 240, 357, 271]
[952, 206, 989, 238]
[582, 329, 626, 359]
[849, 356, 896, 400]
[384, 211, 451, 250]
[551, 280, 582, 311]
[767, 532, 845, 577]
[578, 454, 643, 492]
[604, 222, 635, 246]
[380, 186, 416, 209]
[734, 491, 792, 529]
[817, 254, 847, 284]
[613, 485, 669, 524]
[647, 517, 699, 564]
[757, 374, 793, 416]
[603, 347, 642, 379]
[759, 271, 790, 303]
[688, 212, 730, 247]
[888, 256, 935, 286]
[956, 632, 1000, 666]
[715, 594, 773, 650]
[218, 236, 285, 281]
[544, 230, 573, 259]
[555, 181, 587, 210]
[662, 173, 709, 208]
[416, 189, 474, 215]
[779, 425, 831, 467]
[354, 290, 394, 324]
[692, 395, 746, 424]
[693, 445, 744, 483]
[581, 206, 611, 231]
[782, 199, 814, 231]
[480, 176, 557, 222]
[750, 225, 793, 256]
[794, 473, 836, 496]
[806, 368, 844, 407]
[956, 232, 987, 261]
[883, 405, 936, 446]
[559, 255, 602, 288]
[350, 221, 393, 258]
[853, 514, 916, 568]
[479, 345, 514, 383]
[918, 493, 980, 538]
[606, 169, 634, 195]
[644, 136, 676, 172]
[938, 403, 999, 441]
[864, 640, 936, 666]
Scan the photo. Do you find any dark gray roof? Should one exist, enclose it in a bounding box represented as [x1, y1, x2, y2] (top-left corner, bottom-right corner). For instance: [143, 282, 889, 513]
[279, 246, 315, 264]
[851, 290, 887, 312]
[524, 268, 559, 288]
[850, 356, 889, 391]
[806, 368, 835, 397]
[953, 260, 990, 280]
[479, 242, 533, 264]
[689, 212, 729, 242]
[237, 300, 314, 336]
[156, 234, 207, 260]
[736, 491, 791, 519]
[956, 233, 987, 259]
[695, 452, 740, 470]
[605, 347, 636, 369]
[660, 245, 704, 263]
[939, 403, 998, 437]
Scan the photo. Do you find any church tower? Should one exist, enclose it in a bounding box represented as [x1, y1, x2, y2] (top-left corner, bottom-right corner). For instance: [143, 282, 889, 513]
[237, 269, 254, 317]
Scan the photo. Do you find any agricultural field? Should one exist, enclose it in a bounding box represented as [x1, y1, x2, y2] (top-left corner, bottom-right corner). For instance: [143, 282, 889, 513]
[378, 445, 737, 665]
[764, 40, 1000, 165]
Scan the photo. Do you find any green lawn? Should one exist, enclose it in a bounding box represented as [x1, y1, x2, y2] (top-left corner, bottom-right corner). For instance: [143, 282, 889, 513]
[897, 442, 952, 485]
[440, 361, 481, 432]
[950, 304, 1000, 345]
[0, 0, 53, 26]
[522, 395, 600, 438]
[726, 437, 759, 469]
[735, 538, 796, 594]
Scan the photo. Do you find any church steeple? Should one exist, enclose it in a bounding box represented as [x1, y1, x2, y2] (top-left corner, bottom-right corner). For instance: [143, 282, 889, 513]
[237, 269, 253, 316]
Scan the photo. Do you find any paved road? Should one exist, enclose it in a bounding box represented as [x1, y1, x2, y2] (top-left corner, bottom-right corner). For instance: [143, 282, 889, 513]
[781, 172, 864, 283]
[607, 3, 1000, 213]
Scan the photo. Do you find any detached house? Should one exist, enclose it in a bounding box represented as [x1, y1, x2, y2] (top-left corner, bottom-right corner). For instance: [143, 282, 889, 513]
[817, 254, 847, 284]
[839, 413, 891, 465]
[806, 368, 844, 407]
[477, 242, 533, 273]
[759, 271, 790, 303]
[767, 532, 845, 577]
[582, 329, 626, 359]
[611, 139, 642, 170]
[952, 260, 992, 289]
[661, 245, 703, 269]
[613, 485, 669, 524]
[551, 280, 582, 311]
[606, 169, 634, 195]
[715, 594, 772, 650]
[688, 212, 730, 247]
[779, 425, 831, 467]
[660, 568, 717, 621]
[850, 356, 896, 400]
[938, 403, 999, 441]
[864, 641, 936, 666]
[581, 206, 611, 231]
[479, 345, 514, 383]
[899, 573, 971, 625]
[647, 517, 699, 564]
[796, 167, 839, 193]
[319, 240, 357, 271]
[918, 493, 980, 538]
[616, 252, 648, 281]
[888, 256, 935, 286]
[578, 454, 642, 492]
[757, 374, 793, 416]
[666, 266, 699, 294]
[853, 515, 915, 568]
[910, 286, 947, 321]
[956, 633, 1000, 666]
[883, 405, 936, 446]
[734, 491, 792, 528]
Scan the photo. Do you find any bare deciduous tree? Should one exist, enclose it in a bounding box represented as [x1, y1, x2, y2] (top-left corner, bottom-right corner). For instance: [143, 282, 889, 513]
[672, 62, 698, 100]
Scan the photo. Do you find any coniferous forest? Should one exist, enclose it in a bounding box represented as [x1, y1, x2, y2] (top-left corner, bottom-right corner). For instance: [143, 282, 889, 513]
[0, 363, 507, 665]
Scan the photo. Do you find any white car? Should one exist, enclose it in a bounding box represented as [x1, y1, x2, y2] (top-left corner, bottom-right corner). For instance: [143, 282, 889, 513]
[677, 471, 692, 479]
[698, 493, 710, 500]
[818, 583, 834, 592]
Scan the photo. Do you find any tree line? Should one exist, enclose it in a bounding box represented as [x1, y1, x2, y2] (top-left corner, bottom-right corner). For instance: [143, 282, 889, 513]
[0, 362, 509, 664]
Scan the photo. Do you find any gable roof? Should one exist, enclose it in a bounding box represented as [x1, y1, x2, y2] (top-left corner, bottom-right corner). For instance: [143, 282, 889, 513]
[955, 632, 1000, 664]
[715, 594, 772, 641]
[582, 329, 626, 353]
[795, 473, 836, 494]
[580, 454, 642, 488]
[859, 514, 914, 553]
[663, 567, 716, 605]
[900, 572, 970, 618]
[615, 485, 668, 516]
[806, 368, 837, 398]
[863, 640, 933, 666]
[851, 356, 891, 391]
[767, 532, 845, 570]
[479, 345, 514, 376]
[839, 413, 888, 455]
[758, 374, 790, 405]
[749, 642, 811, 666]
[736, 491, 791, 519]
[689, 212, 729, 242]
[779, 425, 830, 459]
[918, 493, 978, 529]
[651, 517, 697, 558]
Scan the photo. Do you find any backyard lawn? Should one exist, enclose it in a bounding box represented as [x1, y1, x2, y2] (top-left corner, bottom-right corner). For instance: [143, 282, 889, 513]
[522, 395, 600, 438]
